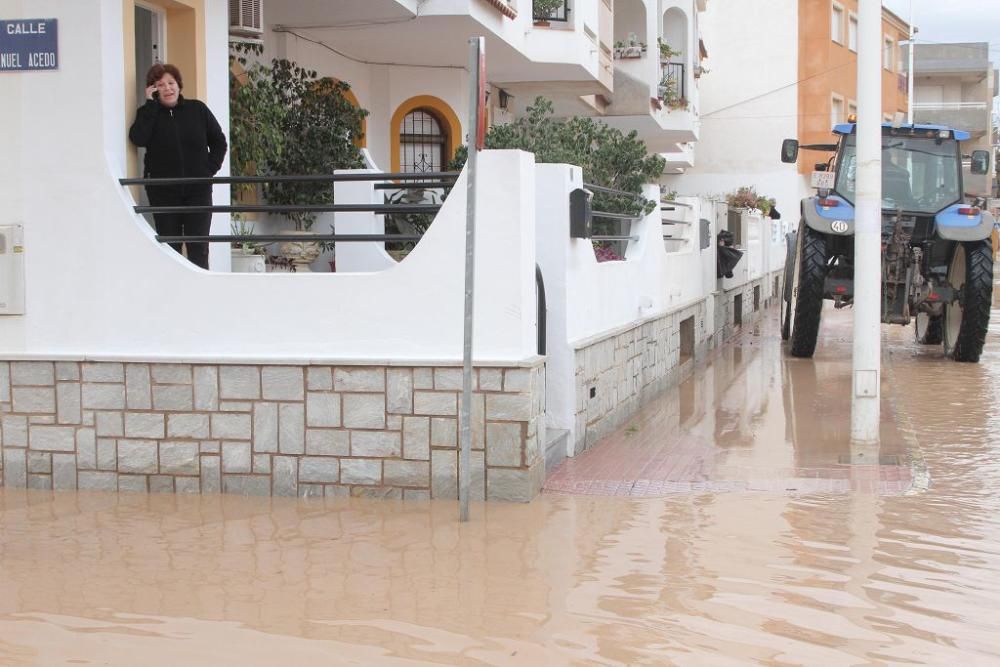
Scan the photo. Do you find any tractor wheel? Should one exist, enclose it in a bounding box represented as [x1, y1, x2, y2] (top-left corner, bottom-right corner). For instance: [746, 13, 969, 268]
[943, 240, 993, 362]
[914, 312, 942, 345]
[790, 224, 827, 358]
[781, 231, 798, 341]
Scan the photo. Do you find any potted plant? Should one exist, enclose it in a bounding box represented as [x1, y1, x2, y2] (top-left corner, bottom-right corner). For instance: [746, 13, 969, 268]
[532, 0, 562, 25]
[263, 65, 367, 271]
[614, 34, 646, 59]
[230, 216, 266, 273]
[658, 38, 681, 62]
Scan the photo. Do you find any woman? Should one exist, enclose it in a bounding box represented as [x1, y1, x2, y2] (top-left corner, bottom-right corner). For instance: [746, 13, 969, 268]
[129, 64, 228, 269]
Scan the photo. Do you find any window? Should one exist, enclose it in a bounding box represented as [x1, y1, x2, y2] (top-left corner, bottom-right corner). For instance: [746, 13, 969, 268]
[848, 13, 858, 51]
[848, 101, 857, 121]
[883, 36, 894, 70]
[831, 3, 844, 44]
[831, 94, 845, 129]
[399, 109, 447, 173]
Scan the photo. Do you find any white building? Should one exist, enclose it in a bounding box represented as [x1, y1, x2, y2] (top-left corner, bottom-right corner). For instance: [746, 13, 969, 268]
[668, 0, 805, 223]
[906, 42, 998, 196]
[0, 0, 782, 501]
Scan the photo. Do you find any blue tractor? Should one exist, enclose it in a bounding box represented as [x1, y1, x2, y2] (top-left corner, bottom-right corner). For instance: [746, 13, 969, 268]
[780, 122, 995, 362]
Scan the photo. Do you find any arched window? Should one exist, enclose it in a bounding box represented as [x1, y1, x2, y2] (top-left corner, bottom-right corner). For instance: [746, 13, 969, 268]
[400, 109, 447, 173]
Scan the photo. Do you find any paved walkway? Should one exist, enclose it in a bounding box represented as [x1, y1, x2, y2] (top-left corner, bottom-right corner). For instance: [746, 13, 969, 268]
[544, 307, 916, 497]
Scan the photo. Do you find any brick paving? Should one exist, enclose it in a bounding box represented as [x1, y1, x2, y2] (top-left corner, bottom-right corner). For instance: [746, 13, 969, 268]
[544, 310, 915, 497]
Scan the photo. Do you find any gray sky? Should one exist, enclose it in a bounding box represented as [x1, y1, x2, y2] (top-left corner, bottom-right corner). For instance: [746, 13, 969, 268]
[882, 0, 999, 118]
[883, 0, 999, 57]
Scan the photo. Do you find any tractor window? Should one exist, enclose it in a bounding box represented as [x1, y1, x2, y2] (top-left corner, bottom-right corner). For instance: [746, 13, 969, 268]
[835, 135, 961, 214]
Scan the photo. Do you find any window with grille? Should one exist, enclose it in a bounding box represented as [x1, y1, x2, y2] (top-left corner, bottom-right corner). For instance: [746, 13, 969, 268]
[400, 109, 447, 173]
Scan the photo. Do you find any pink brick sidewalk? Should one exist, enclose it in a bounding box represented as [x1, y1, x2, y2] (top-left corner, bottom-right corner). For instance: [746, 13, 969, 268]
[544, 313, 915, 497]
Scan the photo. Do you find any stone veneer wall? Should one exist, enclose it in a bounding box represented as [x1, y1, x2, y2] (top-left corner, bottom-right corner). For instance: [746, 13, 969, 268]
[0, 361, 545, 502]
[573, 302, 710, 454]
[573, 271, 783, 454]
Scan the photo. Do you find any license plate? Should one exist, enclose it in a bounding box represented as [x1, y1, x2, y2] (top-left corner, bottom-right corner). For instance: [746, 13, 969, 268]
[811, 171, 836, 189]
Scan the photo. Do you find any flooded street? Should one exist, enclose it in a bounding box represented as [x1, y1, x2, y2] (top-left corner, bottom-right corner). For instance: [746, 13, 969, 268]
[3, 300, 1000, 665]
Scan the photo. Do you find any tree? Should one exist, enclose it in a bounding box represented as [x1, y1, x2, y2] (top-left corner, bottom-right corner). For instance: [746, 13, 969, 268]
[450, 97, 665, 215]
[228, 44, 369, 231]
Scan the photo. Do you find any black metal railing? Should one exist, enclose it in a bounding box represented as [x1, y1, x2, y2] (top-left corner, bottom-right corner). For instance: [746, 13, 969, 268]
[583, 183, 646, 259]
[119, 172, 457, 251]
[660, 61, 686, 104]
[534, 0, 570, 22]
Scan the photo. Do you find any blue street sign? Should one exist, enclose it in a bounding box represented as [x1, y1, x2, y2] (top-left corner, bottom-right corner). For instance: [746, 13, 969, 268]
[0, 19, 58, 71]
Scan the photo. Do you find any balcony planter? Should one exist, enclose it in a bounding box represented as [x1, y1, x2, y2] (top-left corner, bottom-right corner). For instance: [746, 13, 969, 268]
[614, 46, 645, 60]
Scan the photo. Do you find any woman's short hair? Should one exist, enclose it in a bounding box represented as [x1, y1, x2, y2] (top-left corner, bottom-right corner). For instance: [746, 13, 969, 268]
[145, 63, 183, 90]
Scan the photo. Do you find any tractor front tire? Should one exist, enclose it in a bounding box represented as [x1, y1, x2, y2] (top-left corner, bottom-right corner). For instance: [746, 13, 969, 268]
[943, 240, 993, 362]
[790, 225, 827, 358]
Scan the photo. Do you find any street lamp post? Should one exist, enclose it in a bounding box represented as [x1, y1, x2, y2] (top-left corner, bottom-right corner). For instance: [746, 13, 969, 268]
[851, 0, 883, 446]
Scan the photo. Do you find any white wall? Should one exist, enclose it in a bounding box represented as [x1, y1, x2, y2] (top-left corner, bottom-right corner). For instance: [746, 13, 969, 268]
[1, 3, 539, 367]
[669, 0, 808, 222]
[535, 164, 724, 441]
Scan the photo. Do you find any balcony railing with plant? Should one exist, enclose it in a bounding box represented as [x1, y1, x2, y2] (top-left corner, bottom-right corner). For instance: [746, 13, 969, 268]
[533, 0, 569, 24]
[655, 40, 688, 111]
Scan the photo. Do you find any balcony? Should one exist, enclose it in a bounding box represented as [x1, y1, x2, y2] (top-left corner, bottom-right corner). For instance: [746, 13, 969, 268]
[906, 43, 991, 82]
[912, 102, 992, 137]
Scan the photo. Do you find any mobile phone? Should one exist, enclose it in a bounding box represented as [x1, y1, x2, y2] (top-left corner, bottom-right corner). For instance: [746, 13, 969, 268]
[152, 90, 160, 101]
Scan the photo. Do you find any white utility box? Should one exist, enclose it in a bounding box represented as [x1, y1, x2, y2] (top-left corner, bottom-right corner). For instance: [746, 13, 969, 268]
[0, 225, 25, 315]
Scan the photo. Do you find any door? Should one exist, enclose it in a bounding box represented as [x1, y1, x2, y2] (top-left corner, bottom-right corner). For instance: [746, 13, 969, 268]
[134, 5, 165, 220]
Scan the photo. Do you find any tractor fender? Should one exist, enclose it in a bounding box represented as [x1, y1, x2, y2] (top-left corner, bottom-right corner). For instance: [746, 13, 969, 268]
[801, 195, 855, 236]
[935, 205, 995, 242]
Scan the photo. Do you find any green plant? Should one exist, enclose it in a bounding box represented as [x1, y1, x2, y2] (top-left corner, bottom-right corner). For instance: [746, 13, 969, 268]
[264, 65, 368, 230]
[229, 42, 286, 203]
[383, 187, 443, 256]
[230, 217, 266, 255]
[726, 186, 775, 214]
[451, 98, 664, 217]
[533, 0, 563, 20]
[658, 38, 681, 61]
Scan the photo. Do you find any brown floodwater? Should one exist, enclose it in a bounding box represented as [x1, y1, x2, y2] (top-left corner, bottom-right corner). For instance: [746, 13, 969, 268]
[2, 300, 1000, 665]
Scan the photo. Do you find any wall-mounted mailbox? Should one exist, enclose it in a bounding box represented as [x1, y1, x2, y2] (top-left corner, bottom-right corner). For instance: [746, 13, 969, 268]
[0, 225, 25, 315]
[569, 188, 592, 239]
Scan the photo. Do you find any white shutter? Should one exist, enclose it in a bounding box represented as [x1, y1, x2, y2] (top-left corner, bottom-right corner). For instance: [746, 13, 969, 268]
[229, 0, 263, 37]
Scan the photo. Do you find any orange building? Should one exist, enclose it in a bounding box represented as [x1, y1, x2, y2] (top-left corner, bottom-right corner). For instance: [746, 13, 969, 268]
[797, 1, 910, 174]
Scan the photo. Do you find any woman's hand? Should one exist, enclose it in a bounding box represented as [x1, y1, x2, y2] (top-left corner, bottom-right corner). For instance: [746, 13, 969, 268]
[145, 84, 158, 101]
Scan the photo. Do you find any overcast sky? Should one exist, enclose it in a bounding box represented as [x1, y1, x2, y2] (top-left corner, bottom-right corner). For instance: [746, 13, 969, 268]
[883, 0, 1000, 57]
[882, 0, 999, 117]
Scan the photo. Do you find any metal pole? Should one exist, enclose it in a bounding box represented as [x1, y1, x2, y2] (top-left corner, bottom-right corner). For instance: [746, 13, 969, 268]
[459, 37, 484, 521]
[907, 1, 915, 123]
[851, 0, 882, 445]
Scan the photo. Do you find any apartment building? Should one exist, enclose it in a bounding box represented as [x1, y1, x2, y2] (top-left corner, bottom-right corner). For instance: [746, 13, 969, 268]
[798, 0, 909, 175]
[673, 1, 908, 220]
[904, 42, 998, 196]
[219, 0, 705, 175]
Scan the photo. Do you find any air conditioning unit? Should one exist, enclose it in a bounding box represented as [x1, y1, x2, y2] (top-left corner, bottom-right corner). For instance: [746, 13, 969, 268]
[229, 0, 263, 38]
[0, 225, 25, 315]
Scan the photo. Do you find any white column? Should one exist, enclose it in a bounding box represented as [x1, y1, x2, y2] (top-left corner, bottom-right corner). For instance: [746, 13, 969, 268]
[851, 0, 882, 445]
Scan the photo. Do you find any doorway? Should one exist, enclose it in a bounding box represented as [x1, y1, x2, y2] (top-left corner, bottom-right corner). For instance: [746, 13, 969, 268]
[133, 5, 165, 219]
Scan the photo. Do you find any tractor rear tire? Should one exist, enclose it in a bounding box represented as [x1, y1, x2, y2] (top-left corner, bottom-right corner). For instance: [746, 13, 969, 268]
[914, 312, 943, 345]
[943, 240, 993, 362]
[790, 225, 827, 358]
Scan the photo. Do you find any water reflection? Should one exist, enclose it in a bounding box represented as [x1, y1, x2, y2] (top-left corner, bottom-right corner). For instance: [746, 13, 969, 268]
[2, 307, 1000, 664]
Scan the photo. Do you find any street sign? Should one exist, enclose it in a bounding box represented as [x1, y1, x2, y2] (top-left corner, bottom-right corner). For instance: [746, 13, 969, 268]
[0, 19, 58, 71]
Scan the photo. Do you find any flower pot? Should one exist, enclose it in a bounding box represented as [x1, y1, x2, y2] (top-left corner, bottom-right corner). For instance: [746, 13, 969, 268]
[277, 230, 322, 272]
[231, 249, 266, 273]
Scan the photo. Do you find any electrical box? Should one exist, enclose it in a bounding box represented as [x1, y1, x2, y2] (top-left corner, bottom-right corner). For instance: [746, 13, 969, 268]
[0, 225, 25, 315]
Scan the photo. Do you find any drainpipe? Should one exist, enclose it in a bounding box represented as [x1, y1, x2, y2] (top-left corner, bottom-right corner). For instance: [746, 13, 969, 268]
[906, 1, 916, 123]
[851, 0, 882, 446]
